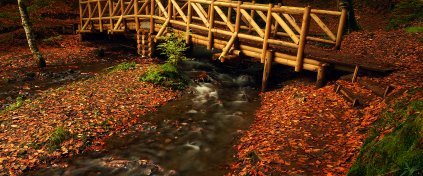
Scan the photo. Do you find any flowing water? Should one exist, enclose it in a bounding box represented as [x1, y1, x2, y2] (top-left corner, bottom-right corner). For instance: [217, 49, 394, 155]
[29, 52, 262, 176]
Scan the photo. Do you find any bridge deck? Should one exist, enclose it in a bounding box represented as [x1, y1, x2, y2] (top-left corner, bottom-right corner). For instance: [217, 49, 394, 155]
[78, 0, 392, 89]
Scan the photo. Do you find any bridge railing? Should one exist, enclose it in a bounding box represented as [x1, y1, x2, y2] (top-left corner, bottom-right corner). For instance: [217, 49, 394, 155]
[78, 0, 347, 72]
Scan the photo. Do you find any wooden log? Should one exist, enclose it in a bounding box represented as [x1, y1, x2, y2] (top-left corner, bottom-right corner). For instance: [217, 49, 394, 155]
[248, 0, 255, 33]
[214, 6, 234, 32]
[295, 6, 311, 72]
[79, 0, 84, 29]
[167, 0, 172, 28]
[171, 0, 188, 22]
[316, 64, 326, 88]
[335, 7, 347, 49]
[272, 3, 281, 37]
[155, 18, 170, 39]
[261, 50, 273, 91]
[219, 32, 238, 61]
[186, 0, 193, 44]
[191, 3, 210, 27]
[358, 79, 393, 98]
[150, 0, 155, 34]
[334, 82, 358, 106]
[310, 13, 336, 41]
[261, 4, 273, 63]
[352, 65, 359, 83]
[240, 9, 264, 38]
[227, 0, 232, 23]
[134, 0, 139, 31]
[235, 1, 241, 32]
[155, 0, 169, 18]
[207, 0, 215, 50]
[282, 13, 301, 34]
[272, 12, 299, 44]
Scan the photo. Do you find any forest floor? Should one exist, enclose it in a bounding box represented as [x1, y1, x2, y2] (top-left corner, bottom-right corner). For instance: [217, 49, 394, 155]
[0, 35, 180, 175]
[228, 24, 423, 176]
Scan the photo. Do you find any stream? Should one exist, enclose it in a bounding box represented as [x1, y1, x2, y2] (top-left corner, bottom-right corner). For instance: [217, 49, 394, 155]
[28, 48, 262, 176]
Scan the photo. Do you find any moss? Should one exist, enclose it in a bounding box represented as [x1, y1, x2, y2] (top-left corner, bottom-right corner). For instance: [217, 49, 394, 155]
[106, 61, 136, 73]
[348, 91, 423, 176]
[139, 63, 188, 90]
[388, 0, 423, 29]
[47, 126, 71, 151]
[0, 95, 30, 113]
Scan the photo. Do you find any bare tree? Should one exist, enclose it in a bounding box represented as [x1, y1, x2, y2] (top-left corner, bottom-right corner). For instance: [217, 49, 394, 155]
[17, 0, 46, 68]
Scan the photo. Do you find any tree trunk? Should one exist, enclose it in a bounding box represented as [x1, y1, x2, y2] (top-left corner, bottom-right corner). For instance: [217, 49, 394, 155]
[17, 0, 46, 68]
[343, 0, 360, 32]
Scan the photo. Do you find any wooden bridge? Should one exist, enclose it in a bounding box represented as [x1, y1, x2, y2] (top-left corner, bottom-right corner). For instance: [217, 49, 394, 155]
[78, 0, 390, 90]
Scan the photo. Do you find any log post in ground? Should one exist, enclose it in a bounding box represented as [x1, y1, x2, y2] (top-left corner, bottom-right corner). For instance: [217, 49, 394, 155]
[316, 64, 327, 88]
[261, 50, 274, 92]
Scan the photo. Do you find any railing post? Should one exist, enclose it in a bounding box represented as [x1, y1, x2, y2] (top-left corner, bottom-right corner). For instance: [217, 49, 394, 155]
[150, 0, 155, 34]
[261, 4, 273, 63]
[134, 0, 139, 31]
[108, 0, 114, 32]
[235, 1, 241, 33]
[335, 6, 347, 50]
[167, 0, 172, 29]
[272, 3, 281, 37]
[97, 0, 103, 32]
[207, 0, 215, 50]
[227, 0, 232, 23]
[248, 0, 256, 33]
[295, 6, 311, 72]
[186, 0, 192, 45]
[79, 0, 83, 32]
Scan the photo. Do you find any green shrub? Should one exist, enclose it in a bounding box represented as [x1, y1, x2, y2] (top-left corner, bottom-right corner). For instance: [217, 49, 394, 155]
[140, 31, 189, 90]
[388, 0, 423, 29]
[348, 96, 423, 176]
[139, 63, 187, 90]
[157, 30, 188, 65]
[0, 95, 29, 113]
[106, 61, 136, 73]
[47, 126, 70, 151]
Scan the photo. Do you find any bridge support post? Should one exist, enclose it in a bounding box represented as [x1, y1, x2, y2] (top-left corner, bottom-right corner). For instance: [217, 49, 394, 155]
[316, 64, 327, 88]
[261, 50, 273, 92]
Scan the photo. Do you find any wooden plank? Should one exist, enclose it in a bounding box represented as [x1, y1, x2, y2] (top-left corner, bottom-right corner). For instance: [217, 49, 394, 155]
[310, 13, 336, 41]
